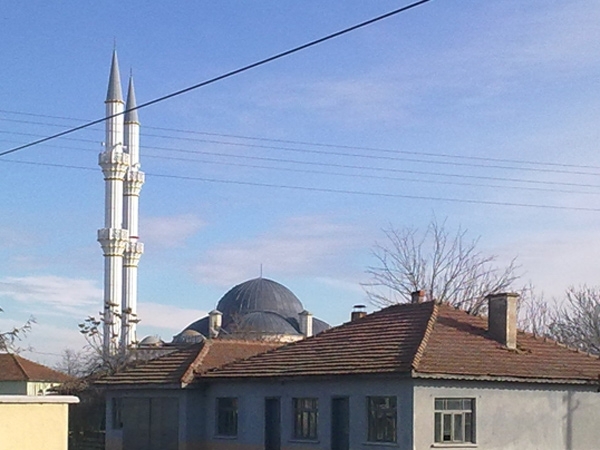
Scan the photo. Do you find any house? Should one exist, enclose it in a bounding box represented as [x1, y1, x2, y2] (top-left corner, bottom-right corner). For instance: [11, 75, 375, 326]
[99, 339, 280, 450]
[102, 293, 600, 450]
[0, 352, 72, 396]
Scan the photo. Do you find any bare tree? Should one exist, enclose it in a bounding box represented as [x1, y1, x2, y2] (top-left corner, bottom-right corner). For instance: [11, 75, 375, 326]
[547, 286, 600, 355]
[0, 308, 35, 353]
[363, 219, 519, 315]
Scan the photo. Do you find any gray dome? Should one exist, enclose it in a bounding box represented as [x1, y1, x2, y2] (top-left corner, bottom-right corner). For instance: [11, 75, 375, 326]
[173, 329, 206, 344]
[235, 311, 301, 336]
[139, 335, 163, 346]
[217, 278, 303, 325]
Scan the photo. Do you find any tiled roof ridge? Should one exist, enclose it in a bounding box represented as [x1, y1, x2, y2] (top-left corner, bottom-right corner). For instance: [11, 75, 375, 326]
[12, 354, 29, 380]
[411, 302, 438, 371]
[183, 341, 213, 384]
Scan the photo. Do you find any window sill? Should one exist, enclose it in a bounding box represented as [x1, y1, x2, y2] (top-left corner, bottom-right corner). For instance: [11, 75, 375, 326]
[363, 441, 399, 447]
[213, 435, 238, 440]
[289, 438, 320, 444]
[431, 443, 477, 448]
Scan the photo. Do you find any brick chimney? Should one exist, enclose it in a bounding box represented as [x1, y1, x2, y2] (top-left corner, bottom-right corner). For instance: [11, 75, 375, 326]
[351, 304, 367, 321]
[411, 290, 426, 303]
[486, 293, 519, 349]
[208, 309, 222, 339]
[299, 310, 313, 337]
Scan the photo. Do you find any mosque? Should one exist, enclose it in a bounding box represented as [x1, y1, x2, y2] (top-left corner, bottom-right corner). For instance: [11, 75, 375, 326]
[98, 52, 328, 355]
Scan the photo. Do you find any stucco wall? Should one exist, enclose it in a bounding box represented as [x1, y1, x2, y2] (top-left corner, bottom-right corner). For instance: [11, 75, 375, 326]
[204, 377, 414, 450]
[413, 379, 600, 450]
[0, 396, 78, 450]
[106, 388, 195, 450]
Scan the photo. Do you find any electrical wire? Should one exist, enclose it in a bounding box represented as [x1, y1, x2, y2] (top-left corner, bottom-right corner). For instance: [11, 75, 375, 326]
[0, 0, 433, 157]
[2, 109, 600, 172]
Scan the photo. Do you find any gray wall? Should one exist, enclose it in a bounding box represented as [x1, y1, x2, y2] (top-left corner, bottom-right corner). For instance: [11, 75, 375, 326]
[205, 377, 414, 450]
[413, 379, 600, 450]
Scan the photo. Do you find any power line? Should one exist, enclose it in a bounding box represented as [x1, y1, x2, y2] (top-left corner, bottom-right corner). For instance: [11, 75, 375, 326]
[4, 125, 600, 178]
[3, 109, 600, 172]
[3, 134, 600, 190]
[1, 157, 598, 211]
[0, 0, 433, 157]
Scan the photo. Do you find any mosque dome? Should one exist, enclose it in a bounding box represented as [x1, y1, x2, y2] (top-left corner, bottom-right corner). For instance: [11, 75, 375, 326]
[175, 277, 330, 342]
[236, 311, 301, 336]
[216, 278, 303, 325]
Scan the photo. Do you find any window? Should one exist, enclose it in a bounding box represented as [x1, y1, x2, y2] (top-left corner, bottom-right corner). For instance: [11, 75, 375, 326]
[293, 398, 318, 440]
[367, 396, 397, 443]
[434, 398, 475, 444]
[111, 397, 123, 430]
[216, 397, 238, 436]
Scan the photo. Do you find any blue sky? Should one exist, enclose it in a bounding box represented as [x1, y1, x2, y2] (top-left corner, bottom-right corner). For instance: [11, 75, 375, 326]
[1, 0, 600, 365]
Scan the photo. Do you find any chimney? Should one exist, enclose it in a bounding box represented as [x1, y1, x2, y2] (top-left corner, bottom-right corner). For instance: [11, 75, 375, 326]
[208, 309, 222, 339]
[411, 290, 426, 304]
[487, 293, 519, 349]
[299, 310, 313, 337]
[351, 304, 367, 321]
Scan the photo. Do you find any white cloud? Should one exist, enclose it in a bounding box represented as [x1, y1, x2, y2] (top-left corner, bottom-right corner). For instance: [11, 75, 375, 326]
[0, 275, 101, 316]
[193, 216, 361, 287]
[142, 214, 205, 248]
[137, 302, 206, 331]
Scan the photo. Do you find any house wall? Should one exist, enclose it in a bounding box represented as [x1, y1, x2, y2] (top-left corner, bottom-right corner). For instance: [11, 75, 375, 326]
[202, 377, 414, 450]
[413, 379, 600, 450]
[0, 381, 61, 395]
[105, 388, 205, 450]
[0, 395, 78, 450]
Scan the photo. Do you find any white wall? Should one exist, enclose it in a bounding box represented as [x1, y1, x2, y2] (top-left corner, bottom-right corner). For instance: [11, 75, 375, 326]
[413, 379, 600, 450]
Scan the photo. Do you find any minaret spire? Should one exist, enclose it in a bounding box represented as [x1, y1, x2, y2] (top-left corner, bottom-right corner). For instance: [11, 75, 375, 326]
[122, 73, 145, 348]
[98, 50, 129, 357]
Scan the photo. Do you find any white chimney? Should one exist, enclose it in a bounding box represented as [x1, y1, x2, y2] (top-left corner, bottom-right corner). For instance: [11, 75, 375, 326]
[487, 293, 519, 349]
[208, 310, 222, 339]
[299, 310, 313, 337]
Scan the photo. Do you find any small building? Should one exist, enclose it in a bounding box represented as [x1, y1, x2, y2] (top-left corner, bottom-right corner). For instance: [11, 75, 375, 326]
[99, 340, 280, 450]
[0, 352, 71, 396]
[102, 293, 600, 450]
[200, 293, 600, 450]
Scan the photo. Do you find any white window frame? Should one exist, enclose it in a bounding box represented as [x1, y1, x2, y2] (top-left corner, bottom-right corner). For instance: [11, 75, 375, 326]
[434, 398, 475, 444]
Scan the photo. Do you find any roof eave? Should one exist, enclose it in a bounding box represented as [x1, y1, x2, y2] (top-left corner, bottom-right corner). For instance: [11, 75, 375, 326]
[411, 370, 600, 386]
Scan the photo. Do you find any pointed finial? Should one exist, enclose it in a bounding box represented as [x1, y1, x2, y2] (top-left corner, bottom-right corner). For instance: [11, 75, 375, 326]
[124, 71, 139, 123]
[106, 49, 123, 103]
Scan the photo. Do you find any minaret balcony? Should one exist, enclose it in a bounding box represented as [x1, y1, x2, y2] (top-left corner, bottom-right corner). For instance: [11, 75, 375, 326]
[124, 170, 145, 195]
[97, 228, 129, 256]
[99, 149, 130, 179]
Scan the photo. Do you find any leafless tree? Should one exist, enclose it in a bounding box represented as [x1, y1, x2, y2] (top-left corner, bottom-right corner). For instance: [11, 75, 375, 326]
[516, 283, 554, 336]
[363, 219, 519, 315]
[0, 308, 35, 353]
[547, 286, 600, 355]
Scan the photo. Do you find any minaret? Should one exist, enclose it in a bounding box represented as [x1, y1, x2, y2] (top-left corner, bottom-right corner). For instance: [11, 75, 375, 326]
[98, 50, 130, 356]
[121, 74, 145, 348]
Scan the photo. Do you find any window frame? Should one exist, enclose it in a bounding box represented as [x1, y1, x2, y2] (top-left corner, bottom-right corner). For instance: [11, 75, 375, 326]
[216, 397, 238, 437]
[111, 397, 123, 430]
[367, 396, 397, 443]
[292, 397, 319, 441]
[434, 398, 475, 444]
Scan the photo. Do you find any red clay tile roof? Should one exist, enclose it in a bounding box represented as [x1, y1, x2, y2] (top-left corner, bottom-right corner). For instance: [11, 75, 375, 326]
[0, 353, 71, 383]
[97, 340, 280, 387]
[204, 302, 600, 384]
